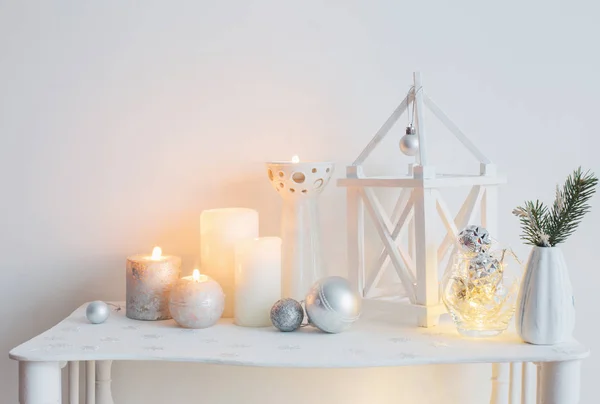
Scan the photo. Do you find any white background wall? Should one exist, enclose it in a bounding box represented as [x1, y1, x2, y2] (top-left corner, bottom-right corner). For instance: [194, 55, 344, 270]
[1, 1, 599, 403]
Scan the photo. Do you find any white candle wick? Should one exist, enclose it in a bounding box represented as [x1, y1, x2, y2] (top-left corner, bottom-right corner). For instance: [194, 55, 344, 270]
[291, 155, 300, 163]
[193, 269, 201, 282]
[151, 246, 162, 260]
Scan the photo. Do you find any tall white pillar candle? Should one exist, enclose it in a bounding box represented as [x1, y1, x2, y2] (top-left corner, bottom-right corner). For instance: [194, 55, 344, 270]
[234, 237, 282, 327]
[200, 208, 259, 318]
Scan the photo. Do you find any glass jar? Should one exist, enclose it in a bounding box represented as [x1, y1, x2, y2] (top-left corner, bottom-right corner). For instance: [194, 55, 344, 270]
[441, 249, 522, 337]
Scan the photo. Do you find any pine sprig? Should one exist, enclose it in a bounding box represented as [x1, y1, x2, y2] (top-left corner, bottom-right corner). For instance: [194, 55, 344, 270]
[513, 168, 598, 247]
[512, 200, 550, 247]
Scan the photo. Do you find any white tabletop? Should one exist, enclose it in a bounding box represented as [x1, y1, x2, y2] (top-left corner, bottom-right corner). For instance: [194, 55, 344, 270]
[9, 302, 589, 368]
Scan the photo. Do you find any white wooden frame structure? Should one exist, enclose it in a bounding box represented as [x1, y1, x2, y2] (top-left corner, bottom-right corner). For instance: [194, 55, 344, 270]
[338, 72, 506, 328]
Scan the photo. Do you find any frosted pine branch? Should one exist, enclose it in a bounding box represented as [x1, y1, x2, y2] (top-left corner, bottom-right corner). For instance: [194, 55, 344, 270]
[514, 168, 598, 247]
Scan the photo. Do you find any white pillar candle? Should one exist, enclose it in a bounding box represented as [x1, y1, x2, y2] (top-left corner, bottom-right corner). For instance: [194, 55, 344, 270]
[169, 269, 225, 329]
[126, 247, 181, 321]
[234, 237, 282, 327]
[200, 208, 259, 318]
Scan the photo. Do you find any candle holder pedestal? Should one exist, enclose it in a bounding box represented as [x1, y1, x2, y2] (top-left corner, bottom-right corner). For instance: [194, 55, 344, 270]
[267, 161, 334, 301]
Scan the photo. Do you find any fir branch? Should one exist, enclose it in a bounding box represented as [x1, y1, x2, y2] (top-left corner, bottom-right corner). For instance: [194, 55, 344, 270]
[513, 168, 598, 247]
[512, 200, 550, 246]
[546, 168, 598, 245]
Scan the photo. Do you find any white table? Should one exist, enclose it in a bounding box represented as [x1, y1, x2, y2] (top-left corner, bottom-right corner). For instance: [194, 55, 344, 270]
[9, 302, 588, 404]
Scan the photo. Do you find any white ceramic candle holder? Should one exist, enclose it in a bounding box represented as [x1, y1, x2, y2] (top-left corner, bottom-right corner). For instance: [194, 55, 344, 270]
[266, 159, 334, 301]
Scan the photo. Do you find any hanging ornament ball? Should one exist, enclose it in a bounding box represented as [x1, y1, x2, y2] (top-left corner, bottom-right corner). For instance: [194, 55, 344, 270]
[458, 225, 491, 253]
[86, 301, 110, 324]
[468, 252, 502, 287]
[305, 276, 361, 334]
[399, 126, 419, 156]
[270, 298, 304, 332]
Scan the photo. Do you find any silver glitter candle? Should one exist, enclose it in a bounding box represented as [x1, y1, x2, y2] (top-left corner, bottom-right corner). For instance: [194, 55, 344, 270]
[126, 247, 181, 321]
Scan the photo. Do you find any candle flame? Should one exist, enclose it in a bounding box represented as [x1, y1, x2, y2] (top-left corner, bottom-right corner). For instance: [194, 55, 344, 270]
[151, 246, 162, 260]
[291, 155, 300, 163]
[193, 269, 200, 282]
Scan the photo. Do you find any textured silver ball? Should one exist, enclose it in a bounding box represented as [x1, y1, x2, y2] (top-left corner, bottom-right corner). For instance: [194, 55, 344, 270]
[399, 134, 419, 156]
[468, 252, 502, 287]
[458, 225, 491, 253]
[305, 276, 361, 333]
[86, 301, 110, 324]
[270, 298, 304, 332]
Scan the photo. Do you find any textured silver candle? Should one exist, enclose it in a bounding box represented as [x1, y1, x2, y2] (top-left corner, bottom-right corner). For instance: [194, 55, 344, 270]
[126, 248, 181, 321]
[305, 276, 361, 333]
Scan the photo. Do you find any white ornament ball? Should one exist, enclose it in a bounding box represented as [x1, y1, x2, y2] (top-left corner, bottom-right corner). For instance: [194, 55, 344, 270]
[86, 301, 110, 324]
[305, 276, 361, 333]
[399, 134, 419, 156]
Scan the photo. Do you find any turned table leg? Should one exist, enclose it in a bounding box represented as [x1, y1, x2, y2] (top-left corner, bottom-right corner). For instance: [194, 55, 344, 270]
[18, 361, 61, 404]
[86, 361, 95, 404]
[538, 360, 581, 404]
[69, 361, 80, 404]
[490, 363, 510, 404]
[95, 360, 115, 404]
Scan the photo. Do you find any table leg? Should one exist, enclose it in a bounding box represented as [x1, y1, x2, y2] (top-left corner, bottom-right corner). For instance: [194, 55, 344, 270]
[490, 363, 510, 404]
[521, 362, 536, 404]
[86, 361, 95, 404]
[538, 360, 581, 404]
[95, 360, 115, 404]
[509, 362, 522, 404]
[18, 361, 61, 404]
[69, 361, 80, 404]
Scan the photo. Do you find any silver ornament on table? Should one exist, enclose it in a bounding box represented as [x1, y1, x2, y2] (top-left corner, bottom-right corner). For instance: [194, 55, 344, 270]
[270, 298, 304, 332]
[399, 125, 419, 157]
[458, 225, 491, 253]
[468, 252, 502, 287]
[305, 276, 361, 333]
[86, 301, 110, 324]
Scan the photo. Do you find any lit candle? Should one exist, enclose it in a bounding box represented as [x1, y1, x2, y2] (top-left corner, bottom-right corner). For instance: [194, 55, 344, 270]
[234, 237, 282, 327]
[200, 208, 259, 317]
[126, 246, 181, 321]
[169, 269, 225, 329]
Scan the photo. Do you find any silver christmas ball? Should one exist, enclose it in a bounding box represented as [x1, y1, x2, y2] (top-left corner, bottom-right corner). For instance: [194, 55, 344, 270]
[468, 253, 502, 287]
[270, 298, 304, 332]
[305, 276, 361, 333]
[458, 225, 491, 253]
[399, 126, 419, 156]
[86, 301, 110, 324]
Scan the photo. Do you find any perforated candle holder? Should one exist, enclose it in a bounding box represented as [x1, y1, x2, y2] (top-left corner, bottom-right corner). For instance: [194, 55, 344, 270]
[266, 159, 334, 301]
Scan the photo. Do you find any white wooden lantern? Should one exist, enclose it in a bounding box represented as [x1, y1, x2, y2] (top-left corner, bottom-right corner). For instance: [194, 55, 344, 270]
[338, 72, 506, 328]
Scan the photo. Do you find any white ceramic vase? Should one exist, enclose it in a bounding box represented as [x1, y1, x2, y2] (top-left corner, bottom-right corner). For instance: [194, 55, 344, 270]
[516, 246, 575, 345]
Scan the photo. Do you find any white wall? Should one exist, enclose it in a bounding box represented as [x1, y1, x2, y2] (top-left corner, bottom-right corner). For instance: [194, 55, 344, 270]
[1, 1, 599, 403]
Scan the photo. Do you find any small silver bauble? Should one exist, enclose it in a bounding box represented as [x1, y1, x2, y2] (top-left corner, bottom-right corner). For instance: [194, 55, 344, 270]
[458, 225, 491, 253]
[305, 276, 361, 333]
[468, 252, 502, 286]
[399, 126, 419, 157]
[86, 301, 110, 324]
[270, 298, 304, 332]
